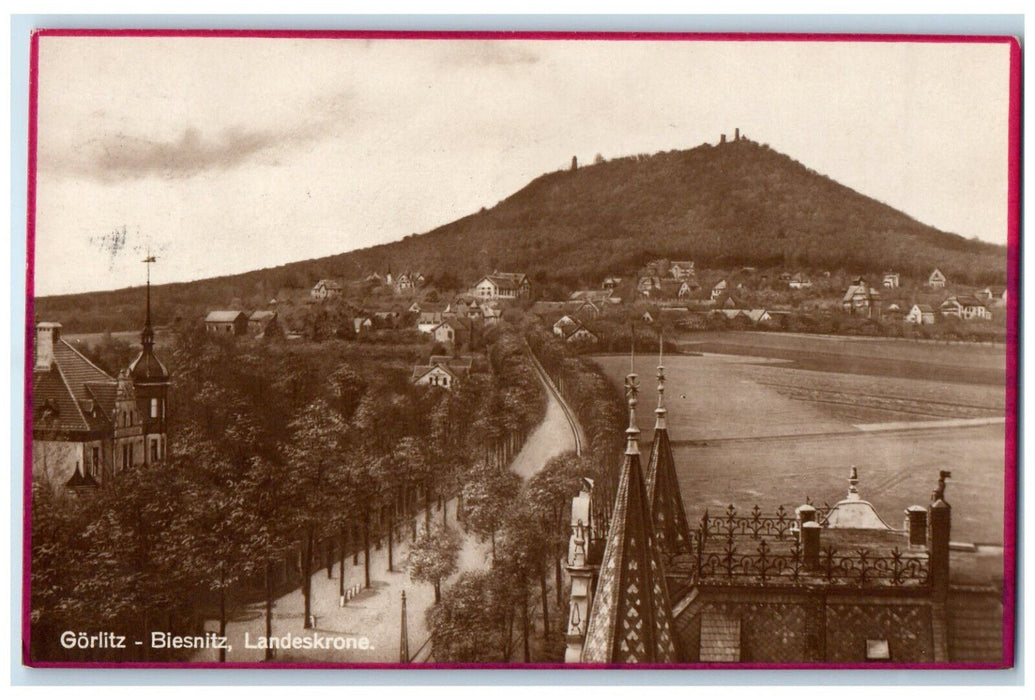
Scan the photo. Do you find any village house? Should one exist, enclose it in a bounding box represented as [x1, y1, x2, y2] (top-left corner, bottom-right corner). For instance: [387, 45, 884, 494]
[392, 271, 424, 294]
[205, 310, 249, 336]
[410, 355, 473, 391]
[906, 304, 936, 325]
[977, 287, 1008, 307]
[553, 315, 580, 337]
[788, 273, 813, 290]
[430, 319, 461, 347]
[928, 268, 947, 289]
[565, 362, 1002, 664]
[940, 295, 992, 321]
[480, 303, 502, 326]
[638, 276, 661, 297]
[569, 289, 614, 304]
[352, 316, 373, 334]
[247, 310, 281, 338]
[417, 310, 448, 333]
[471, 271, 530, 301]
[311, 279, 344, 301]
[709, 279, 729, 301]
[883, 272, 901, 288]
[743, 308, 773, 324]
[678, 279, 701, 299]
[561, 324, 598, 346]
[668, 261, 695, 280]
[568, 299, 602, 318]
[656, 279, 683, 300]
[841, 279, 882, 319]
[601, 276, 623, 291]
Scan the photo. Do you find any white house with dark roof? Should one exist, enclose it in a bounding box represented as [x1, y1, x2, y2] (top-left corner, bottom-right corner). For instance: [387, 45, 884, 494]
[311, 279, 344, 300]
[471, 272, 530, 300]
[928, 268, 947, 288]
[940, 295, 992, 321]
[906, 304, 936, 325]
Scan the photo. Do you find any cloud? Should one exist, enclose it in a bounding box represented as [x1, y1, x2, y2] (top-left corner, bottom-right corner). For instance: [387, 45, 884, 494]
[43, 91, 354, 183]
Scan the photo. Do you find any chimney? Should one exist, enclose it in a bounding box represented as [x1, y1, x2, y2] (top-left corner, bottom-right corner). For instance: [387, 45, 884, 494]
[735, 127, 740, 141]
[929, 499, 951, 600]
[905, 506, 927, 548]
[795, 504, 817, 526]
[34, 322, 61, 370]
[801, 521, 821, 569]
[720, 133, 726, 144]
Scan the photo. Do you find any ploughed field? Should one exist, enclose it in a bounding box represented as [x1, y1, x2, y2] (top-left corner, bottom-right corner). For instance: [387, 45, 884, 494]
[679, 331, 1007, 386]
[592, 339, 1008, 546]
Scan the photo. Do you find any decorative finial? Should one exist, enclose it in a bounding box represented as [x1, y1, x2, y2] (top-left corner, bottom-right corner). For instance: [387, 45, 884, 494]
[142, 248, 157, 348]
[624, 372, 640, 455]
[933, 470, 951, 503]
[655, 333, 666, 430]
[847, 466, 859, 500]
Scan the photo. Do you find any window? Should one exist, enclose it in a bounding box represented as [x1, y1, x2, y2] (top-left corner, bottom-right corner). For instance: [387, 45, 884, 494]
[151, 398, 158, 418]
[122, 443, 129, 471]
[150, 439, 159, 463]
[91, 447, 100, 477]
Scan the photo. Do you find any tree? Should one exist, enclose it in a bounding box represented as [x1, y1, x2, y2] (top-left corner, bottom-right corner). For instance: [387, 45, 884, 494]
[286, 398, 349, 628]
[408, 525, 461, 603]
[426, 570, 517, 662]
[461, 463, 521, 562]
[525, 452, 586, 606]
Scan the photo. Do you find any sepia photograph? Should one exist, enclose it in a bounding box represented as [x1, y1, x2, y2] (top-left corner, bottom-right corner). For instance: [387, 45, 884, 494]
[22, 30, 1018, 669]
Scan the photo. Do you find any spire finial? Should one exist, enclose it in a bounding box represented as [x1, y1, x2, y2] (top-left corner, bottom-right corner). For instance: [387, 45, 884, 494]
[847, 466, 859, 500]
[142, 247, 157, 349]
[655, 332, 666, 429]
[624, 371, 640, 455]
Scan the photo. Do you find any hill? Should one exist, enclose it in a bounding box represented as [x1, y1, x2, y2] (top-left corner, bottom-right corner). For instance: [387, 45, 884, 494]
[34, 137, 1006, 332]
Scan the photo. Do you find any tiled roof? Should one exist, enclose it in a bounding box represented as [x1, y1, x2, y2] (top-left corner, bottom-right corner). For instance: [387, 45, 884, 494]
[699, 612, 741, 662]
[947, 589, 1002, 662]
[485, 272, 527, 286]
[129, 345, 169, 381]
[205, 310, 246, 323]
[34, 340, 116, 434]
[582, 438, 677, 662]
[645, 422, 694, 561]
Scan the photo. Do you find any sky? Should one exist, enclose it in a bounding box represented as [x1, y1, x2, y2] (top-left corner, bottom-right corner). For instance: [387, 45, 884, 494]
[32, 35, 1012, 296]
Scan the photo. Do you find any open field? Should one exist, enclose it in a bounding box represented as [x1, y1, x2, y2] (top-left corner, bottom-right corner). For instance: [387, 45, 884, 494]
[677, 331, 1007, 386]
[593, 348, 1008, 546]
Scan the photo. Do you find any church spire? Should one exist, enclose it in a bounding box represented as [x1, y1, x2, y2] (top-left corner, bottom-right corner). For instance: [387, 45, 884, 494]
[580, 368, 677, 663]
[645, 334, 694, 562]
[141, 249, 156, 349]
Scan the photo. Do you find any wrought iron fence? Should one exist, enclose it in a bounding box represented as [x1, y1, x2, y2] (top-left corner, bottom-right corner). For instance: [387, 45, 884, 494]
[694, 533, 929, 588]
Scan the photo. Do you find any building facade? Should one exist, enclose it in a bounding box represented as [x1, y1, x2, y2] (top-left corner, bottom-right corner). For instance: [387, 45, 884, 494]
[33, 281, 171, 488]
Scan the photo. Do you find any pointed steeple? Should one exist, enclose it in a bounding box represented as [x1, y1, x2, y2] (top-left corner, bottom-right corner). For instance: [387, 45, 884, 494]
[142, 250, 156, 349]
[581, 371, 678, 663]
[129, 250, 169, 383]
[645, 335, 694, 561]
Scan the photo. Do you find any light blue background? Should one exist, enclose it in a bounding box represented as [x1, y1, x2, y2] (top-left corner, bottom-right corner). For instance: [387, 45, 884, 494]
[9, 13, 1024, 687]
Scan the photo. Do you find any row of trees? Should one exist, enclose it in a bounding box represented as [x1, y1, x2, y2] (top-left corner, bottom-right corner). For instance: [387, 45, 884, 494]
[425, 316, 628, 662]
[30, 320, 546, 662]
